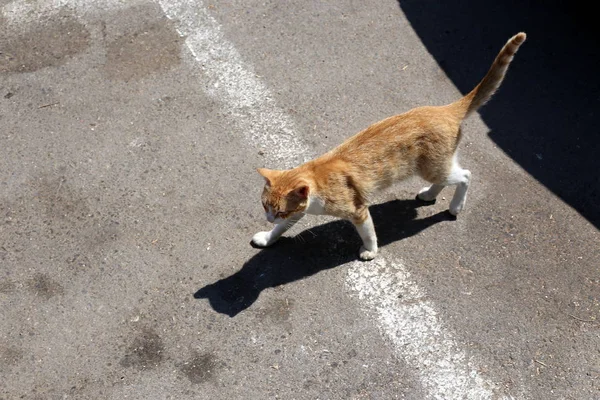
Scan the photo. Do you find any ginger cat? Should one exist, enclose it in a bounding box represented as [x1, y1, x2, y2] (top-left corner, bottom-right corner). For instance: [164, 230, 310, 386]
[253, 33, 526, 260]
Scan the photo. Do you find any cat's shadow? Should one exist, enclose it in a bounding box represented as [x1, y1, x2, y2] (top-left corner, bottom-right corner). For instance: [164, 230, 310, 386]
[194, 198, 454, 317]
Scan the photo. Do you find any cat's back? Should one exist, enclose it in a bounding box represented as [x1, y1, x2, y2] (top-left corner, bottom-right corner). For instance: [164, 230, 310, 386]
[336, 105, 461, 154]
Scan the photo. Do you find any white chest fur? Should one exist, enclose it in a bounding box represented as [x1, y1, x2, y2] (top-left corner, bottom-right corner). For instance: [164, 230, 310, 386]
[304, 195, 326, 215]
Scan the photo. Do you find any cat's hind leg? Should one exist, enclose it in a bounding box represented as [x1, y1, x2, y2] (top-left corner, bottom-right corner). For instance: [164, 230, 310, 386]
[441, 159, 471, 216]
[252, 214, 304, 247]
[444, 161, 471, 215]
[418, 154, 471, 215]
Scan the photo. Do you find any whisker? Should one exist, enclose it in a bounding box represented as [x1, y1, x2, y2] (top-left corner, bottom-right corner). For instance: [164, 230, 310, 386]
[305, 228, 317, 238]
[294, 233, 306, 243]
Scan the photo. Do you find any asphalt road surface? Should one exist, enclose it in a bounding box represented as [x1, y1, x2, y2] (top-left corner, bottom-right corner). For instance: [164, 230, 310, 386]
[1, 1, 598, 399]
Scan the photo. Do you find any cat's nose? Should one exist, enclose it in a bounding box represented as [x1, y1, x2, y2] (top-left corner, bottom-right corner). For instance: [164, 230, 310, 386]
[266, 214, 275, 223]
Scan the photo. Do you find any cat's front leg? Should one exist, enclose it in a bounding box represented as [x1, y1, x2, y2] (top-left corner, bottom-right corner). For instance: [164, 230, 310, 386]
[417, 184, 444, 202]
[251, 214, 304, 248]
[351, 208, 378, 260]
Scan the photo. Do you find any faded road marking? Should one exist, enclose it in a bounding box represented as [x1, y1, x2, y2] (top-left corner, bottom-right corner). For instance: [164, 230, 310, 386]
[157, 0, 311, 169]
[346, 258, 508, 399]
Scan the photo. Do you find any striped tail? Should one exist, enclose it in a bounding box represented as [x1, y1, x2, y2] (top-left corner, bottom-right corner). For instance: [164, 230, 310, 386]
[458, 32, 527, 117]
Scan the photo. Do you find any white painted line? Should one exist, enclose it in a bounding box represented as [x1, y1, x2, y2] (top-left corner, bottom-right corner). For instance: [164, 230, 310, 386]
[156, 1, 519, 398]
[157, 0, 311, 169]
[346, 258, 509, 399]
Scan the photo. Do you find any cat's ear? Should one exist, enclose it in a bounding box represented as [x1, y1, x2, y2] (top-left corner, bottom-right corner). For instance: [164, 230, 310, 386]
[257, 168, 278, 186]
[291, 184, 310, 199]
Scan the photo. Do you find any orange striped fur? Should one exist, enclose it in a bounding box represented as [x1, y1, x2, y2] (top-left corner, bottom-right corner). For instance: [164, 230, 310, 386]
[253, 33, 527, 260]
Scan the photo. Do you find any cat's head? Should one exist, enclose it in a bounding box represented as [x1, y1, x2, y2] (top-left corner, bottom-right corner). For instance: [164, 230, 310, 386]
[257, 168, 310, 224]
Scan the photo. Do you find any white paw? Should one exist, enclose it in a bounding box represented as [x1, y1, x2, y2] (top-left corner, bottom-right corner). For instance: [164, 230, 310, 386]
[449, 201, 464, 216]
[252, 231, 275, 247]
[417, 186, 437, 201]
[359, 246, 378, 261]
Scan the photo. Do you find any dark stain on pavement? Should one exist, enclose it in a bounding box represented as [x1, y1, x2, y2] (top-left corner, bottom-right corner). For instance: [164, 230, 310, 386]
[27, 273, 64, 299]
[180, 352, 218, 384]
[120, 328, 165, 370]
[85, 219, 120, 250]
[0, 345, 24, 368]
[0, 280, 16, 294]
[34, 175, 90, 223]
[258, 298, 294, 324]
[103, 15, 183, 81]
[31, 174, 122, 252]
[0, 12, 90, 73]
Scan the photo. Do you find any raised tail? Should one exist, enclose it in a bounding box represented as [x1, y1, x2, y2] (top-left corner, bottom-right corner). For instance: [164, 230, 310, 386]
[456, 32, 526, 117]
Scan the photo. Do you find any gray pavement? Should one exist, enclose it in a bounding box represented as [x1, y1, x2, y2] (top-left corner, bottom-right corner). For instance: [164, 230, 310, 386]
[1, 1, 598, 399]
